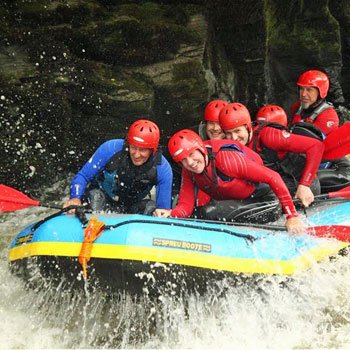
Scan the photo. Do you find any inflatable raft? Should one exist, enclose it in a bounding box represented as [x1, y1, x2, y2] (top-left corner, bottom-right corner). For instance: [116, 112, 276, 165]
[8, 200, 350, 295]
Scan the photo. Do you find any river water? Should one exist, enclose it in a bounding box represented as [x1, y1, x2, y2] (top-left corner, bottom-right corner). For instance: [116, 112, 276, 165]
[1, 186, 350, 349]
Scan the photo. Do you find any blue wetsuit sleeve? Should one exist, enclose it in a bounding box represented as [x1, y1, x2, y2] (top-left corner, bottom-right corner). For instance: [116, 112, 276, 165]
[69, 139, 124, 199]
[155, 155, 173, 209]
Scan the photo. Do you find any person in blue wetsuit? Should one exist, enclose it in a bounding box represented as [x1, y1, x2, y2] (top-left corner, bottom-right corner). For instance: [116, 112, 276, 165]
[63, 119, 173, 214]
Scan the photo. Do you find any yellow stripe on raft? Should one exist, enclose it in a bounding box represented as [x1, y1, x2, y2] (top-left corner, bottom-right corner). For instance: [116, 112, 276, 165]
[8, 240, 347, 275]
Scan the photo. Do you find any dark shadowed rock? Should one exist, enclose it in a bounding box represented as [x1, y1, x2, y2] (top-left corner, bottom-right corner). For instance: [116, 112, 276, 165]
[0, 0, 349, 193]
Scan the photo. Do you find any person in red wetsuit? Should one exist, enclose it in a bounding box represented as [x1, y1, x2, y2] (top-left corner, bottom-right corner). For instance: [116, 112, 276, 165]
[195, 99, 229, 206]
[291, 69, 350, 193]
[171, 100, 228, 207]
[219, 103, 325, 208]
[290, 70, 339, 136]
[153, 129, 305, 234]
[176, 99, 229, 207]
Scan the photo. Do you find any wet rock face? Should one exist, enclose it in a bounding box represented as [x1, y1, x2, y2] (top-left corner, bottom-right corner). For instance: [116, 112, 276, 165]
[0, 1, 349, 190]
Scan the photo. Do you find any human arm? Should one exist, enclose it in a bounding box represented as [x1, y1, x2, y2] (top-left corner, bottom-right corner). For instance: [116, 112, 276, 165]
[260, 127, 324, 187]
[155, 155, 174, 209]
[294, 184, 314, 207]
[153, 169, 210, 218]
[68, 139, 124, 200]
[216, 151, 299, 219]
[153, 208, 172, 217]
[169, 168, 197, 217]
[63, 198, 82, 213]
[285, 216, 306, 234]
[217, 151, 306, 233]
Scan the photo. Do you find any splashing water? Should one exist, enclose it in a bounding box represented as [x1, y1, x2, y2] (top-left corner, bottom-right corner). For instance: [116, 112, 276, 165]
[1, 193, 350, 348]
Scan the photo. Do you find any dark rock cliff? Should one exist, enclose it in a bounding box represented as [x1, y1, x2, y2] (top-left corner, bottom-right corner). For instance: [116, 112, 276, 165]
[1, 0, 349, 192]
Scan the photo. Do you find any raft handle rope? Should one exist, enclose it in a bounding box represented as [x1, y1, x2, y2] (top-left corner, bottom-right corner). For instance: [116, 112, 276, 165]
[103, 218, 257, 243]
[30, 205, 83, 232]
[77, 216, 255, 281]
[33, 210, 256, 280]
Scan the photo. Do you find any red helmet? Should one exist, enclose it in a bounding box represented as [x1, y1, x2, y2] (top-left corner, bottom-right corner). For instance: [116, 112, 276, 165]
[127, 119, 160, 154]
[168, 129, 207, 163]
[204, 99, 228, 122]
[255, 105, 288, 127]
[297, 70, 329, 99]
[219, 103, 251, 131]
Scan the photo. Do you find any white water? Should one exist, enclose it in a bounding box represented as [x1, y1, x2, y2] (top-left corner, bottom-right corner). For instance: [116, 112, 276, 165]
[1, 186, 350, 349]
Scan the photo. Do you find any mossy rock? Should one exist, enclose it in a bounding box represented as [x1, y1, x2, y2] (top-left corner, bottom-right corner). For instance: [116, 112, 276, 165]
[56, 3, 200, 65]
[4, 0, 102, 27]
[266, 1, 341, 64]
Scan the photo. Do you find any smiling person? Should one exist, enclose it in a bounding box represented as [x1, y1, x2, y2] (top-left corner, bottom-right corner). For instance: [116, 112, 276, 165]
[198, 99, 228, 140]
[63, 119, 173, 214]
[153, 129, 306, 234]
[219, 103, 325, 208]
[178, 99, 228, 207]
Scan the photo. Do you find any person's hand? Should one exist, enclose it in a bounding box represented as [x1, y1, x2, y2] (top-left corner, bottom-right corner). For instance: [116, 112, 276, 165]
[153, 209, 171, 218]
[285, 216, 305, 234]
[63, 198, 82, 213]
[295, 184, 314, 207]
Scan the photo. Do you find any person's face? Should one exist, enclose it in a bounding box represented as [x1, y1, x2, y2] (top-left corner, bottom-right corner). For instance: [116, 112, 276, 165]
[181, 150, 206, 174]
[129, 144, 152, 166]
[224, 126, 250, 145]
[299, 86, 319, 108]
[206, 121, 225, 140]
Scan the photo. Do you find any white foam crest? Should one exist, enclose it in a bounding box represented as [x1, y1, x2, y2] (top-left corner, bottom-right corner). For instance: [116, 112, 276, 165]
[1, 188, 350, 349]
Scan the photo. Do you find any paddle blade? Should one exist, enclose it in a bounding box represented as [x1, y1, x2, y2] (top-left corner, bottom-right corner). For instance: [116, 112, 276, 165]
[307, 225, 350, 242]
[0, 184, 40, 212]
[323, 123, 350, 160]
[327, 185, 350, 199]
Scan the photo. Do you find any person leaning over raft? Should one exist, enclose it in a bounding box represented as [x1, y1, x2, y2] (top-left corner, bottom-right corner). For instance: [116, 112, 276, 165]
[63, 119, 173, 214]
[291, 69, 350, 193]
[172, 99, 229, 206]
[194, 99, 229, 205]
[218, 103, 324, 208]
[153, 129, 305, 234]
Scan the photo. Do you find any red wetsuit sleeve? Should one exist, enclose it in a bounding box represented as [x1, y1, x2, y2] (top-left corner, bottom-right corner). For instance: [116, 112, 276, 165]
[170, 168, 197, 218]
[259, 127, 325, 186]
[216, 151, 298, 219]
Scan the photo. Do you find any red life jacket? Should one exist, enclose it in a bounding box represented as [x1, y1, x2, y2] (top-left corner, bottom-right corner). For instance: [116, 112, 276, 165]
[192, 140, 258, 200]
[293, 100, 333, 123]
